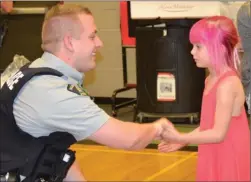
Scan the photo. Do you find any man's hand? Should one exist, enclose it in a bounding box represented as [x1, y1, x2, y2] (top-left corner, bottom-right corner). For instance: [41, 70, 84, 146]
[157, 121, 187, 153]
[160, 121, 183, 143]
[152, 117, 173, 140]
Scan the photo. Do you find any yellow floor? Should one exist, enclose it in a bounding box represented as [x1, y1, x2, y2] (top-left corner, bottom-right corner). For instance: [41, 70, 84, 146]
[71, 144, 198, 181]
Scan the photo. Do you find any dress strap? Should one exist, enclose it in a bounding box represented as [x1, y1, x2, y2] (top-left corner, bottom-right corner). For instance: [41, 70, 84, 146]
[205, 70, 238, 96]
[216, 70, 238, 86]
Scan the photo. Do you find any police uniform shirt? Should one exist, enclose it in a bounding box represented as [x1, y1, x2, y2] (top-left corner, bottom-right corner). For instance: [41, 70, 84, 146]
[13, 52, 110, 141]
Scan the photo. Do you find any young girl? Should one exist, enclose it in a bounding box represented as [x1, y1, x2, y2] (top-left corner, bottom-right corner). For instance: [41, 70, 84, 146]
[159, 16, 250, 181]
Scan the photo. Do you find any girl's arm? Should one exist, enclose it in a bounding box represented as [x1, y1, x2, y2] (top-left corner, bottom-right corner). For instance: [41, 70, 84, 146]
[163, 77, 237, 145]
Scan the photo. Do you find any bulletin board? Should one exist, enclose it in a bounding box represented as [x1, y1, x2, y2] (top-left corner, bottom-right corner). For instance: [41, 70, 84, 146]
[120, 1, 135, 46]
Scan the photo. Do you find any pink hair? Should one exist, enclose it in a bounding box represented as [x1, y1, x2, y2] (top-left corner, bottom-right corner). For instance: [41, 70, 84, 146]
[189, 16, 240, 75]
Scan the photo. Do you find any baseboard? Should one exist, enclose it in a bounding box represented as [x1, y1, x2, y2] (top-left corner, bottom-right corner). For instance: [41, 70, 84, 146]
[94, 97, 136, 105]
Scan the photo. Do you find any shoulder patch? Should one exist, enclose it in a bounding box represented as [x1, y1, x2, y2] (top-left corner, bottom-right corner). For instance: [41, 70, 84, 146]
[67, 84, 89, 96]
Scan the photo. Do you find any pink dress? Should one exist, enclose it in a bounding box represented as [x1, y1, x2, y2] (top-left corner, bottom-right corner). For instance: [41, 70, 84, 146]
[196, 71, 250, 181]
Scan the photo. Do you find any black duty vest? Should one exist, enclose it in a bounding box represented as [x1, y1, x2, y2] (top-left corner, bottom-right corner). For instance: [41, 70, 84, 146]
[0, 64, 77, 182]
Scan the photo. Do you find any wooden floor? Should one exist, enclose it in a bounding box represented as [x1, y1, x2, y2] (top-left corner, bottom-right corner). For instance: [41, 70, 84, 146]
[71, 144, 198, 181]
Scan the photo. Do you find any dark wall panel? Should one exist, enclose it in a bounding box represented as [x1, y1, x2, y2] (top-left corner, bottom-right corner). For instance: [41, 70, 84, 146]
[0, 15, 44, 71]
[0, 2, 58, 72]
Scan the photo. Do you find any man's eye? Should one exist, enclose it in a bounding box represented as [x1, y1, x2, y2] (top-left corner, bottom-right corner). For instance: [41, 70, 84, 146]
[90, 36, 95, 40]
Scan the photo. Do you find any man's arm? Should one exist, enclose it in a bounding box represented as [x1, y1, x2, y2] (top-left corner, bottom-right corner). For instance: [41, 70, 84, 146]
[88, 117, 167, 150]
[14, 76, 169, 150]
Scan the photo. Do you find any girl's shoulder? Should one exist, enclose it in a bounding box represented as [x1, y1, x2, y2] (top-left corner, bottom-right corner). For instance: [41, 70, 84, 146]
[217, 72, 241, 93]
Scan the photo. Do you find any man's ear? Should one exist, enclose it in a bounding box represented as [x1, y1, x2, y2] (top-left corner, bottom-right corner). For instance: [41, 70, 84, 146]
[63, 34, 74, 53]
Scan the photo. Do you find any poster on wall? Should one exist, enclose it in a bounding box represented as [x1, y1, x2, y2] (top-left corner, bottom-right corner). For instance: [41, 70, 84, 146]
[157, 72, 176, 102]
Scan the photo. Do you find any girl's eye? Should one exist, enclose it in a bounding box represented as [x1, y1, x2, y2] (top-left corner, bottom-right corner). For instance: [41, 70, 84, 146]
[196, 44, 201, 49]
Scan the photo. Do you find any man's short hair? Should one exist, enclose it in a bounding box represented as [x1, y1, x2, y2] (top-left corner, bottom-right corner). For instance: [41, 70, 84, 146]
[44, 3, 92, 21]
[41, 4, 92, 52]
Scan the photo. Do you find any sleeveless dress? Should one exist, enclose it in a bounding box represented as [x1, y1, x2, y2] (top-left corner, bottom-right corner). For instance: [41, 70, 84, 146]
[196, 71, 250, 181]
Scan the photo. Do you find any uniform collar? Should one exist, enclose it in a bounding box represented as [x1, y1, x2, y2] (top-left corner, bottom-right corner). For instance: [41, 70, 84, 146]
[41, 52, 84, 84]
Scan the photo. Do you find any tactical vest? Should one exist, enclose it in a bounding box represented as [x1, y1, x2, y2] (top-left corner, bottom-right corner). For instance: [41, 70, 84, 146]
[0, 64, 77, 182]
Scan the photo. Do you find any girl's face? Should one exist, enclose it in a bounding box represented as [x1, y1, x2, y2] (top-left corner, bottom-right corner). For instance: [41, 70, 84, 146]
[191, 43, 211, 69]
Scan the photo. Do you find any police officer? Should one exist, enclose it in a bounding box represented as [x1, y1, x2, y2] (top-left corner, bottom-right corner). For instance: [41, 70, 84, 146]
[12, 4, 170, 181]
[237, 0, 251, 116]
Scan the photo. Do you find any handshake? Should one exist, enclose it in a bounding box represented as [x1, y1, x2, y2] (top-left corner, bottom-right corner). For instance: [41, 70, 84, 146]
[153, 118, 187, 153]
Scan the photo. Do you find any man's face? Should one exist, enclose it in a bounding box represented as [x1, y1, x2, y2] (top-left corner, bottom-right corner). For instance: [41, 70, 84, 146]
[71, 14, 103, 73]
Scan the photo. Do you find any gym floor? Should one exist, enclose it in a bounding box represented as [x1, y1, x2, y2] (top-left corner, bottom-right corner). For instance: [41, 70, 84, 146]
[75, 104, 199, 181]
[71, 144, 197, 181]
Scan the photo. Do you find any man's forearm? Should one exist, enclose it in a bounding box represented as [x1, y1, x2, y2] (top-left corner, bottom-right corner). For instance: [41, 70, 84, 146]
[125, 122, 159, 150]
[88, 117, 166, 151]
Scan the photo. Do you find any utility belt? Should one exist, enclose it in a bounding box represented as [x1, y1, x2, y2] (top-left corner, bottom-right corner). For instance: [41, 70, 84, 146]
[0, 149, 76, 182]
